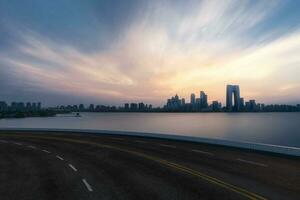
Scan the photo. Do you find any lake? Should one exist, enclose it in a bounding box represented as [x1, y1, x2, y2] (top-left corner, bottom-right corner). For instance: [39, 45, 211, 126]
[0, 112, 300, 148]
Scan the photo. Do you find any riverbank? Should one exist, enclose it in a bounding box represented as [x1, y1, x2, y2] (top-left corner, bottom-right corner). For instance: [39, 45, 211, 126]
[0, 110, 69, 119]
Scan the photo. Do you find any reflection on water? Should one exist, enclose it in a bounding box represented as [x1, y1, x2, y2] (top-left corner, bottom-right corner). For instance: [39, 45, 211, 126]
[0, 112, 300, 148]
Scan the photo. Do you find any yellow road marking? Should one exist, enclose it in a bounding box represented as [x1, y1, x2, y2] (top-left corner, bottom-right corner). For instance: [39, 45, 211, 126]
[0, 134, 267, 200]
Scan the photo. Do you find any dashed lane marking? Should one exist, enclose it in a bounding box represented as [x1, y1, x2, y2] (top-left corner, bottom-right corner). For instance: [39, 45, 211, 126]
[42, 149, 51, 153]
[236, 158, 267, 167]
[14, 142, 22, 146]
[191, 149, 214, 156]
[56, 155, 64, 161]
[82, 179, 93, 192]
[2, 134, 267, 199]
[28, 145, 36, 149]
[68, 164, 78, 172]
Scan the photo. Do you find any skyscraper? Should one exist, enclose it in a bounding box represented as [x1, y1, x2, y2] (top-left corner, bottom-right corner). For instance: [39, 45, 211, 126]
[124, 103, 129, 110]
[138, 102, 145, 110]
[37, 102, 41, 110]
[79, 104, 84, 111]
[181, 98, 185, 105]
[200, 91, 208, 108]
[226, 85, 240, 111]
[239, 98, 244, 110]
[89, 104, 95, 111]
[190, 93, 196, 105]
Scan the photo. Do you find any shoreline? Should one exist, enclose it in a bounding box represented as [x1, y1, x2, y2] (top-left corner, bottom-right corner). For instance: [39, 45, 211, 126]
[1, 128, 299, 157]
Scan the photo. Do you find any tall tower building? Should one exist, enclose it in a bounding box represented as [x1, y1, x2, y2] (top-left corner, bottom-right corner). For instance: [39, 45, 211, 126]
[190, 93, 196, 105]
[200, 91, 208, 108]
[226, 85, 240, 111]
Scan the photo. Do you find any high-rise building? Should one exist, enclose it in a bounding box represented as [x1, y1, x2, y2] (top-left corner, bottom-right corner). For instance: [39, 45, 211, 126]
[0, 101, 8, 112]
[124, 103, 129, 110]
[226, 85, 240, 111]
[32, 103, 37, 110]
[239, 98, 244, 110]
[249, 100, 256, 111]
[166, 94, 183, 110]
[190, 93, 196, 105]
[17, 102, 25, 111]
[130, 103, 138, 111]
[11, 102, 17, 111]
[89, 104, 94, 111]
[212, 101, 220, 111]
[79, 104, 84, 111]
[181, 98, 185, 105]
[200, 91, 208, 108]
[26, 102, 31, 110]
[138, 102, 145, 110]
[37, 102, 41, 110]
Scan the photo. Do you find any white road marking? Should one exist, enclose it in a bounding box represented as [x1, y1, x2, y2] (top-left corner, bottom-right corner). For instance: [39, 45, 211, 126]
[0, 140, 8, 143]
[68, 164, 78, 172]
[56, 155, 64, 161]
[14, 142, 22, 146]
[191, 149, 214, 156]
[135, 140, 148, 144]
[82, 179, 93, 192]
[159, 144, 176, 148]
[42, 150, 51, 153]
[236, 158, 267, 167]
[28, 145, 36, 149]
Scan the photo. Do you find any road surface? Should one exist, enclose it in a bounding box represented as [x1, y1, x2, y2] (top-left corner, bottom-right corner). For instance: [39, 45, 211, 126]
[0, 131, 299, 200]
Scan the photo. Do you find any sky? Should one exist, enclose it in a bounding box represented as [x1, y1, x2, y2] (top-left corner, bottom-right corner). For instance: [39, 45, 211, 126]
[1, 0, 300, 106]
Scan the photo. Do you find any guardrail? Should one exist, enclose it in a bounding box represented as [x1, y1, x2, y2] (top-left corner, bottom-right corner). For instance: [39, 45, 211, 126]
[1, 128, 300, 157]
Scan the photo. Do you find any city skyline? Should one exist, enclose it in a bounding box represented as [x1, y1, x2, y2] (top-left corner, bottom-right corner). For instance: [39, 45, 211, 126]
[1, 1, 300, 106]
[1, 83, 300, 108]
[2, 84, 300, 113]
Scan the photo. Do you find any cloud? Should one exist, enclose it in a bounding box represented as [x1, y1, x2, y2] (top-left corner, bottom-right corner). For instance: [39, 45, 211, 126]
[1, 0, 300, 105]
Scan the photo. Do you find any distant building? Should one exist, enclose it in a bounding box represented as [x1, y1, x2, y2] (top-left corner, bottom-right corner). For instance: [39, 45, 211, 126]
[79, 104, 84, 111]
[32, 103, 37, 110]
[72, 105, 78, 111]
[200, 91, 208, 108]
[130, 103, 138, 111]
[26, 102, 31, 110]
[181, 98, 185, 105]
[124, 103, 129, 110]
[0, 101, 8, 112]
[239, 98, 244, 110]
[212, 101, 220, 111]
[138, 102, 145, 110]
[190, 93, 196, 105]
[11, 102, 17, 111]
[166, 94, 183, 110]
[37, 102, 41, 110]
[226, 85, 240, 111]
[249, 100, 256, 111]
[89, 104, 94, 111]
[17, 102, 25, 111]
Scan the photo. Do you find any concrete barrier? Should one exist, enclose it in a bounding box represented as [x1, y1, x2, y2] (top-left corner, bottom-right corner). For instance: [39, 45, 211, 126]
[1, 128, 300, 157]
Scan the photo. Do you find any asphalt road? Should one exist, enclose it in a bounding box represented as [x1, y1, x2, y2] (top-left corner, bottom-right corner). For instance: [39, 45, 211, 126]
[0, 131, 299, 200]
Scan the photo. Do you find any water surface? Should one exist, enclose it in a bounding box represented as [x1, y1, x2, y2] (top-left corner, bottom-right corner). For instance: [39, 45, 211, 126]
[0, 112, 299, 148]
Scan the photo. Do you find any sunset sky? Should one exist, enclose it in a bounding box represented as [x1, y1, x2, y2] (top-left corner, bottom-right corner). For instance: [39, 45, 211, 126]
[1, 0, 300, 106]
